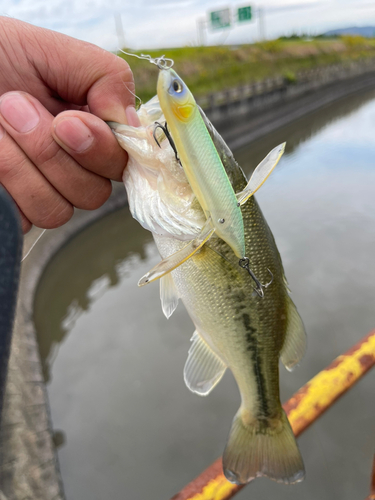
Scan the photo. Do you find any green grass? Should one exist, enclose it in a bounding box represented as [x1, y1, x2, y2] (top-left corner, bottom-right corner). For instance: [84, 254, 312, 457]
[118, 37, 375, 105]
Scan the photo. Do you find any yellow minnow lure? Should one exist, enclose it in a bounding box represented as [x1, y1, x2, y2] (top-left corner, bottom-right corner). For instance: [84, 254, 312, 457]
[157, 68, 245, 259]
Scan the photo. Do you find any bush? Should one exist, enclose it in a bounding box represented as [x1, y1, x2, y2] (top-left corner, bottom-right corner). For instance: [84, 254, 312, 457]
[341, 35, 367, 48]
[256, 39, 282, 54]
[284, 71, 297, 84]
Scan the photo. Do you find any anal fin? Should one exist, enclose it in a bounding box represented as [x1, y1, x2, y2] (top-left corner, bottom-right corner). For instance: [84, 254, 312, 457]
[184, 330, 227, 396]
[160, 273, 179, 319]
[280, 297, 307, 371]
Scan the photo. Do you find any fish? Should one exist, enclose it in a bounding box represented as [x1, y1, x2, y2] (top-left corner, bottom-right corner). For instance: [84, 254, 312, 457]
[108, 68, 306, 485]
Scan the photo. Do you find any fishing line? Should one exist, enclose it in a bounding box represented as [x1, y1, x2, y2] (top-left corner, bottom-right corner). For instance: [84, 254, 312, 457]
[116, 48, 174, 108]
[121, 79, 143, 109]
[21, 229, 46, 262]
[117, 48, 174, 70]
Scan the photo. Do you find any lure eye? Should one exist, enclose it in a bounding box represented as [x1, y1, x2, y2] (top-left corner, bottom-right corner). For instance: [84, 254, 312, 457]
[172, 79, 183, 93]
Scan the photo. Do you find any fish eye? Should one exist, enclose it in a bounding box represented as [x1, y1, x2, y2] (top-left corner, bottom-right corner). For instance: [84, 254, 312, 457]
[172, 79, 183, 93]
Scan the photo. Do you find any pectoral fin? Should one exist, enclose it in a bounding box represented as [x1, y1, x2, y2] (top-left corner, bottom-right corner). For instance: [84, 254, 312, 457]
[236, 143, 286, 206]
[138, 219, 215, 286]
[184, 330, 227, 396]
[160, 273, 179, 319]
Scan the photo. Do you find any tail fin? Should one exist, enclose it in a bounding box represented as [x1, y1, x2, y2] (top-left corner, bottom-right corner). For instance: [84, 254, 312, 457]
[223, 409, 305, 485]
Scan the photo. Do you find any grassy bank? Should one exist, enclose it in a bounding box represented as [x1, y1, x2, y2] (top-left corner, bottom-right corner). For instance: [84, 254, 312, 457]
[118, 36, 375, 104]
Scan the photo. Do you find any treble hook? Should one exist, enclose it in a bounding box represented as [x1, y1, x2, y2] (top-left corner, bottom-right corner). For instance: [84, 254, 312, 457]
[153, 121, 182, 166]
[238, 257, 273, 298]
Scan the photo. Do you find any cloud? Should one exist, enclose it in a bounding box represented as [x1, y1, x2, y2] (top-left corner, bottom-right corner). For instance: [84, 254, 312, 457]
[3, 0, 375, 50]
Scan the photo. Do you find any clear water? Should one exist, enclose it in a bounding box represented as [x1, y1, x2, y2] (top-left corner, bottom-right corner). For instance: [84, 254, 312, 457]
[34, 89, 375, 500]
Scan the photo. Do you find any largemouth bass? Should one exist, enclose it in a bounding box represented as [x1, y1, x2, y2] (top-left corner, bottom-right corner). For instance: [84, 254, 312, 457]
[109, 74, 306, 484]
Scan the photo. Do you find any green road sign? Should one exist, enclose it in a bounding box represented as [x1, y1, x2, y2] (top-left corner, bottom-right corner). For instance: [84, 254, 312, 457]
[238, 6, 252, 22]
[210, 8, 231, 29]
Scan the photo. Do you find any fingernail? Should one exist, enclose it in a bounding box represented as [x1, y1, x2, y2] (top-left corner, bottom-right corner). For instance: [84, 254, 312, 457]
[0, 93, 40, 132]
[0, 124, 4, 140]
[54, 117, 94, 152]
[125, 106, 141, 127]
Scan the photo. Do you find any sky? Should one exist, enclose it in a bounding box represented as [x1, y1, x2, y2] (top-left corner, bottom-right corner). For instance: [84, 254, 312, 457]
[2, 0, 375, 50]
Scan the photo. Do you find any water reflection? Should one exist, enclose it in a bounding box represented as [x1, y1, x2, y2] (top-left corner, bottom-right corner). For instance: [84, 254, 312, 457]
[34, 209, 153, 382]
[33, 88, 375, 500]
[235, 87, 375, 172]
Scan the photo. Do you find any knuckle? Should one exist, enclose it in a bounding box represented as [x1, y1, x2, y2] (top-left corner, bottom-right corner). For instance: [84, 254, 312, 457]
[108, 53, 132, 76]
[75, 179, 112, 210]
[33, 137, 62, 167]
[106, 56, 135, 92]
[0, 152, 28, 183]
[0, 159, 14, 179]
[35, 200, 73, 229]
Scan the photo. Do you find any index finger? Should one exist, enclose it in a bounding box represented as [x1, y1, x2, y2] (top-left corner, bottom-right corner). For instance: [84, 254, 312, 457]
[2, 18, 135, 123]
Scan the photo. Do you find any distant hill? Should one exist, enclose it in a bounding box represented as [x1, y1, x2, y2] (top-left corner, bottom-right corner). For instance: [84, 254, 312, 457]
[324, 26, 375, 38]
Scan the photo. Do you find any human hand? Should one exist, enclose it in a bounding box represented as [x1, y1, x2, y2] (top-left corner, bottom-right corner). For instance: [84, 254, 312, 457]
[0, 16, 136, 233]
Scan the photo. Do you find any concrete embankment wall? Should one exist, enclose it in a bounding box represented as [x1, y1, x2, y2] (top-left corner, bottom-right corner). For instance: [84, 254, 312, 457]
[1, 57, 375, 500]
[201, 57, 375, 149]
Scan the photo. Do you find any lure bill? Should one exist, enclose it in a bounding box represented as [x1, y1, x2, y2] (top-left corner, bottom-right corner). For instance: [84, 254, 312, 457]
[109, 66, 306, 485]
